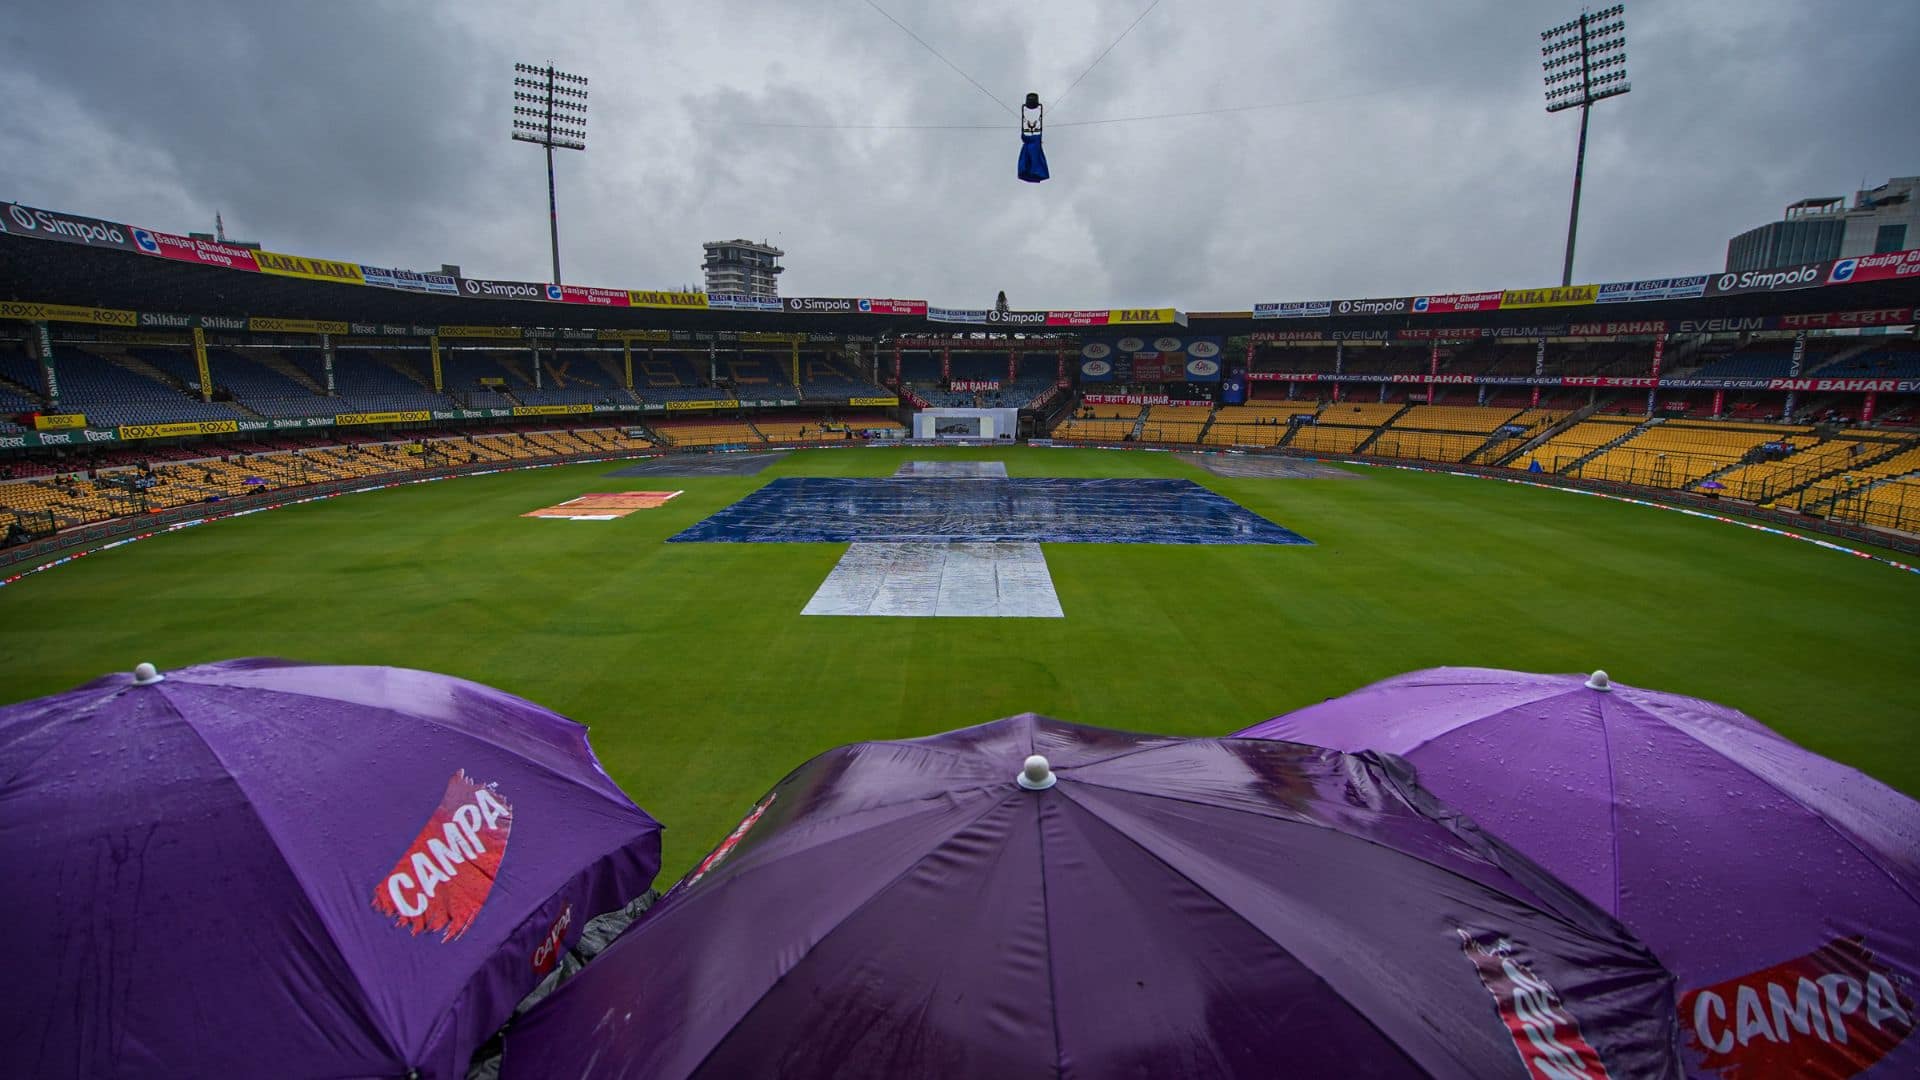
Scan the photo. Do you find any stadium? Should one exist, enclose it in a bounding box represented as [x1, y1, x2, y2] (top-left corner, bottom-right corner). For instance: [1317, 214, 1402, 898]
[3, 3, 1918, 1078]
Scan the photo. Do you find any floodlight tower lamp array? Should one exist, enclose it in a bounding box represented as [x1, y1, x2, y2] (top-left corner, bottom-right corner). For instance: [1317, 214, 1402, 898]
[1540, 6, 1630, 287]
[510, 63, 590, 283]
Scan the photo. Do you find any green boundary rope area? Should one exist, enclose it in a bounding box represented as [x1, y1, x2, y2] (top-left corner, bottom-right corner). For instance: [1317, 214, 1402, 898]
[1348, 458, 1920, 576]
[5, 446, 1916, 592]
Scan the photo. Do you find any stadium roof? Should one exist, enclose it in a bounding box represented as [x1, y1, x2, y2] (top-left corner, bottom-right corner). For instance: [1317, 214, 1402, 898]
[2, 202, 1917, 340]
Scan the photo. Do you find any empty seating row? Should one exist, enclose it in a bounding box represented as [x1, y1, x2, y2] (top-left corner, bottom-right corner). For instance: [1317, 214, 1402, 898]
[1202, 422, 1290, 448]
[1711, 438, 1887, 503]
[0, 429, 656, 533]
[1510, 418, 1643, 473]
[1288, 426, 1372, 455]
[1314, 402, 1403, 426]
[1366, 431, 1488, 463]
[1388, 405, 1525, 434]
[653, 421, 762, 448]
[1052, 419, 1135, 442]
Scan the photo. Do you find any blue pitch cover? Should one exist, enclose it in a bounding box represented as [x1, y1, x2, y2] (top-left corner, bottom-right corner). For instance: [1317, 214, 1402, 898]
[669, 478, 1310, 545]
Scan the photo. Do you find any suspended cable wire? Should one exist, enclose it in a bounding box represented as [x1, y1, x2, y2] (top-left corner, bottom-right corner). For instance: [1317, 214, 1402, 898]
[1051, 0, 1163, 111]
[726, 83, 1429, 131]
[733, 120, 1003, 130]
[1052, 86, 1423, 127]
[861, 0, 1015, 116]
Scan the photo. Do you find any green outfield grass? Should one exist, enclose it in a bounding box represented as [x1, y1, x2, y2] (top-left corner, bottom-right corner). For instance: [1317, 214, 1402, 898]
[3, 445, 1915, 878]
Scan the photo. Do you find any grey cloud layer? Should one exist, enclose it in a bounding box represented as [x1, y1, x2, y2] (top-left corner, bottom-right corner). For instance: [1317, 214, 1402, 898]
[2, 0, 1914, 308]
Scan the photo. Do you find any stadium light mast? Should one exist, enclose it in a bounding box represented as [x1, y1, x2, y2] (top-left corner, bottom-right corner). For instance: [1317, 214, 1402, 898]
[1542, 6, 1629, 287]
[512, 62, 589, 284]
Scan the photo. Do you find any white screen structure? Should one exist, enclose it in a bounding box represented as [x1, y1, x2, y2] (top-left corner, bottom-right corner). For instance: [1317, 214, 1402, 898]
[911, 408, 1018, 441]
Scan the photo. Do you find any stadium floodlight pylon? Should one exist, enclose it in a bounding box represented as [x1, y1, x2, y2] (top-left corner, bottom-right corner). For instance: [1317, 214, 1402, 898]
[512, 62, 590, 284]
[1542, 5, 1630, 287]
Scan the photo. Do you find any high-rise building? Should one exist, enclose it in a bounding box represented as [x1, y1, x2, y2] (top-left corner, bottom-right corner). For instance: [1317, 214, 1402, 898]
[702, 239, 784, 298]
[1725, 175, 1917, 272]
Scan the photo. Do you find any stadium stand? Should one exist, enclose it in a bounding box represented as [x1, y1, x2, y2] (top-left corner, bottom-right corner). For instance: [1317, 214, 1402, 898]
[1288, 425, 1372, 455]
[206, 349, 337, 419]
[52, 349, 245, 427]
[508, 351, 625, 407]
[1510, 417, 1645, 473]
[1796, 444, 1920, 515]
[750, 420, 822, 443]
[1712, 436, 1887, 504]
[614, 351, 734, 405]
[1389, 405, 1524, 434]
[796, 356, 888, 400]
[1202, 401, 1321, 448]
[1052, 416, 1136, 442]
[1810, 347, 1920, 380]
[651, 419, 764, 448]
[1222, 400, 1322, 419]
[1366, 430, 1490, 463]
[1315, 402, 1404, 427]
[894, 351, 1055, 409]
[1565, 420, 1814, 488]
[286, 349, 454, 414]
[7, 315, 1919, 541]
[0, 345, 46, 400]
[1131, 403, 1212, 444]
[1686, 343, 1807, 380]
[0, 427, 659, 534]
[1836, 477, 1920, 532]
[0, 347, 46, 433]
[751, 414, 905, 443]
[1144, 404, 1214, 423]
[1471, 408, 1567, 463]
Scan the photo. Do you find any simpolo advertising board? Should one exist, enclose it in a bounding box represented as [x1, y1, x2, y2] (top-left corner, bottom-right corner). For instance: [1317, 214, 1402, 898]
[1, 202, 141, 253]
[1704, 263, 1829, 296]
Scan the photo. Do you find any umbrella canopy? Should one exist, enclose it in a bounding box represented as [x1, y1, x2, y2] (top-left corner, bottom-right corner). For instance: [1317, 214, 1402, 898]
[505, 713, 1678, 1079]
[1238, 668, 1920, 1078]
[0, 658, 663, 1080]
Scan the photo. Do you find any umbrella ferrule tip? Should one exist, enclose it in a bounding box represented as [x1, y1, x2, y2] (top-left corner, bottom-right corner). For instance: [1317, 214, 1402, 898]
[1585, 670, 1611, 692]
[132, 662, 165, 685]
[1017, 754, 1056, 791]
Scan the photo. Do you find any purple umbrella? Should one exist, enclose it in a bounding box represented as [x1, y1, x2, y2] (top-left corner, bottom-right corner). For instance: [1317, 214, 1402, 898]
[505, 714, 1679, 1079]
[0, 658, 662, 1080]
[1237, 668, 1920, 1078]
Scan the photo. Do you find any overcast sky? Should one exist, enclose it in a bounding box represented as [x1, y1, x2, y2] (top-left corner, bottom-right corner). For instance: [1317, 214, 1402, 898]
[2, 1, 1915, 309]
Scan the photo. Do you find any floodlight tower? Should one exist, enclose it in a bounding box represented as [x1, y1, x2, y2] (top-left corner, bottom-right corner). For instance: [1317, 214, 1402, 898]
[1542, 7, 1629, 286]
[512, 62, 589, 284]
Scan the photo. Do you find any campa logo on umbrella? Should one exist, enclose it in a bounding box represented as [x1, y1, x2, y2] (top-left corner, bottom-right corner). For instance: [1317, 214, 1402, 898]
[685, 793, 775, 888]
[1458, 930, 1613, 1080]
[532, 903, 574, 975]
[1680, 937, 1914, 1076]
[372, 770, 514, 941]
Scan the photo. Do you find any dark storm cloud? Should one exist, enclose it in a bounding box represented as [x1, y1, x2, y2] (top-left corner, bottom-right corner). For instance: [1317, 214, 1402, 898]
[0, 2, 497, 266]
[1, 0, 1914, 308]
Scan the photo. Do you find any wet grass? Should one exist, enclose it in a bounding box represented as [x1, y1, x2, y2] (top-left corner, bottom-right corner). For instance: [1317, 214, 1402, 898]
[3, 445, 1914, 879]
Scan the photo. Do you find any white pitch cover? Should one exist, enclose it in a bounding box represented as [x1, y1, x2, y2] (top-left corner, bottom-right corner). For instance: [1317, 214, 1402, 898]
[892, 461, 1010, 478]
[802, 541, 1064, 618]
